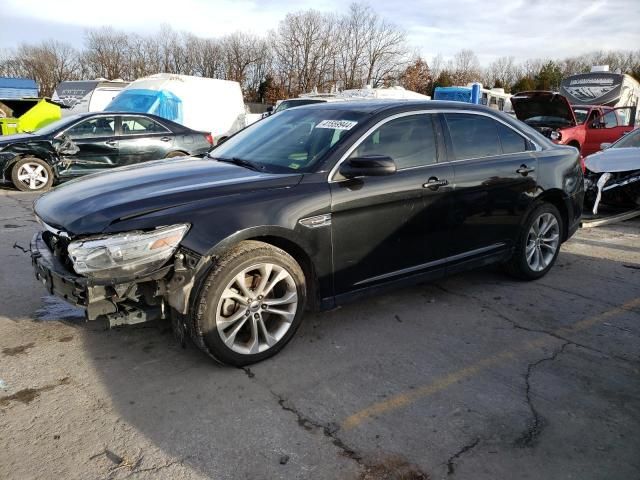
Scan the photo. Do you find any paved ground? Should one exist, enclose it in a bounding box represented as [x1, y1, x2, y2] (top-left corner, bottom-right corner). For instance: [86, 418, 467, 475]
[1, 187, 639, 480]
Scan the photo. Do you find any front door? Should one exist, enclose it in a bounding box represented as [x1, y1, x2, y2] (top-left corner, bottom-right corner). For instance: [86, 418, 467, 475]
[117, 115, 175, 165]
[442, 112, 539, 258]
[57, 115, 118, 177]
[330, 113, 455, 294]
[583, 107, 636, 156]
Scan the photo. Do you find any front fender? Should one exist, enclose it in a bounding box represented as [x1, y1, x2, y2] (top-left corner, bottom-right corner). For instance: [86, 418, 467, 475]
[0, 142, 60, 181]
[168, 225, 323, 316]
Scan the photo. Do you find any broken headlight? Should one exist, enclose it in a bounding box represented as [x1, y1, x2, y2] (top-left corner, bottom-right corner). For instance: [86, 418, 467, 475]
[550, 130, 562, 141]
[67, 224, 189, 279]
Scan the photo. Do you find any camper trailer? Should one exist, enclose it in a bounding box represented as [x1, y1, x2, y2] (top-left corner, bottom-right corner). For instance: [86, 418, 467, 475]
[560, 66, 640, 116]
[52, 79, 128, 115]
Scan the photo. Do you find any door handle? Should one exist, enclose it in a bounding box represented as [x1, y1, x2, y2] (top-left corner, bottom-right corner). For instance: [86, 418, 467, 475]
[423, 177, 449, 190]
[160, 136, 171, 142]
[105, 140, 117, 146]
[516, 164, 535, 176]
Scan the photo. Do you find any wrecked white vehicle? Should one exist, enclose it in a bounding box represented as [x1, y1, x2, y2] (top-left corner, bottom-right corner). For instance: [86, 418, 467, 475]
[584, 128, 640, 214]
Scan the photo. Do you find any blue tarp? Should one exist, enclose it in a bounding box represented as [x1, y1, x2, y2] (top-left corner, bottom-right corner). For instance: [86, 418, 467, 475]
[0, 77, 39, 99]
[105, 89, 183, 124]
[433, 87, 473, 103]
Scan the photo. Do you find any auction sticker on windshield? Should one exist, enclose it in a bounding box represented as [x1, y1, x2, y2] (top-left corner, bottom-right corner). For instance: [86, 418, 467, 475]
[316, 120, 358, 130]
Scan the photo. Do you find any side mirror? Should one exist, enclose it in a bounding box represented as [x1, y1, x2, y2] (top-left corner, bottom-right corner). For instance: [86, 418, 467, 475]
[600, 142, 612, 150]
[266, 106, 274, 114]
[339, 155, 397, 179]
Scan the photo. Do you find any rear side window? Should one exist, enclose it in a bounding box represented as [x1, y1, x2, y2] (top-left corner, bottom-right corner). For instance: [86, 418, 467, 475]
[349, 114, 438, 169]
[496, 123, 528, 154]
[121, 116, 169, 135]
[444, 113, 500, 160]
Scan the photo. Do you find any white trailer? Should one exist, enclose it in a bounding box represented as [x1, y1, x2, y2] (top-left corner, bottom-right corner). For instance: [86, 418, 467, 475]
[105, 74, 249, 142]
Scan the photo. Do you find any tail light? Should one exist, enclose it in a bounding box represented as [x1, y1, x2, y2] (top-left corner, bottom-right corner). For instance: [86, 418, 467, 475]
[580, 156, 586, 173]
[204, 133, 214, 145]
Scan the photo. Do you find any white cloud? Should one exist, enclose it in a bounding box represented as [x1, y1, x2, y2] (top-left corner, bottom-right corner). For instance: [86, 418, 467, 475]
[1, 0, 639, 62]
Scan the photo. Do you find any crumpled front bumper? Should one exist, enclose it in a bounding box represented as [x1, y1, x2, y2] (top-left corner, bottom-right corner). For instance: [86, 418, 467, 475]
[30, 232, 88, 307]
[30, 231, 174, 324]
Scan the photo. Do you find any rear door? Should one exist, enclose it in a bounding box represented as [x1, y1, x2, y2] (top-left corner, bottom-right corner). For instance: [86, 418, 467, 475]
[117, 115, 175, 165]
[583, 107, 636, 156]
[442, 112, 538, 260]
[58, 115, 118, 177]
[330, 112, 455, 294]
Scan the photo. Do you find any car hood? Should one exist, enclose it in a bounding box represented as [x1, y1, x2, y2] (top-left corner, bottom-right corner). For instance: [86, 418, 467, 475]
[510, 91, 576, 126]
[0, 133, 42, 146]
[34, 157, 303, 236]
[584, 148, 640, 173]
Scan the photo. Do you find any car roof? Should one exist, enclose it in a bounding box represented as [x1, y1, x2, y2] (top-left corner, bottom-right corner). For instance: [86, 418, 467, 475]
[293, 100, 495, 114]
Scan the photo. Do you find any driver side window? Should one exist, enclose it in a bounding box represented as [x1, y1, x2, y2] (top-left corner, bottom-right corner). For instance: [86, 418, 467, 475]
[66, 117, 115, 139]
[349, 114, 438, 169]
[601, 111, 618, 129]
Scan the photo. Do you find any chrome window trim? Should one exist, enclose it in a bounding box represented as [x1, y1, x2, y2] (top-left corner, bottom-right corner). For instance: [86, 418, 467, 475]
[328, 109, 542, 183]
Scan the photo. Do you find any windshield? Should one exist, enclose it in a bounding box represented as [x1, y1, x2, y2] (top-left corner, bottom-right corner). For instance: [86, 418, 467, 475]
[612, 128, 640, 148]
[573, 108, 589, 124]
[35, 114, 85, 135]
[210, 108, 366, 173]
[274, 99, 326, 114]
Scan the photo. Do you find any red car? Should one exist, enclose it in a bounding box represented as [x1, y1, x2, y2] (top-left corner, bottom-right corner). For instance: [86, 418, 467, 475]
[511, 91, 636, 156]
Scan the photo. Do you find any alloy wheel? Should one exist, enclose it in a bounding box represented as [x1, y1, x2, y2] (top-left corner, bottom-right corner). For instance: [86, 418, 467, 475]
[215, 263, 298, 355]
[17, 162, 49, 190]
[526, 212, 560, 272]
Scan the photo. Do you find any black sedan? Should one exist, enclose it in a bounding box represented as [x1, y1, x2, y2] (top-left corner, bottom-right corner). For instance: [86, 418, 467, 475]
[31, 101, 584, 366]
[0, 112, 213, 191]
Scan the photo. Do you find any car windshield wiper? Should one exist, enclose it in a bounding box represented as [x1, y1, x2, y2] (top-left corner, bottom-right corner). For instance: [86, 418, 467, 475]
[212, 156, 265, 172]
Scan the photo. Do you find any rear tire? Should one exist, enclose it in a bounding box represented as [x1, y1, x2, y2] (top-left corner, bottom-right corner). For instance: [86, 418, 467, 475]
[503, 203, 563, 280]
[191, 241, 307, 366]
[11, 157, 54, 192]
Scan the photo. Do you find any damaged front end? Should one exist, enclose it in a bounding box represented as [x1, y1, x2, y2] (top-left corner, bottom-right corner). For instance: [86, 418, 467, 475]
[584, 152, 640, 214]
[30, 223, 202, 329]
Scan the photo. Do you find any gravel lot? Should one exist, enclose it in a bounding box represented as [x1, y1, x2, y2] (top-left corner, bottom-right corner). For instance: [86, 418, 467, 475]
[1, 187, 639, 480]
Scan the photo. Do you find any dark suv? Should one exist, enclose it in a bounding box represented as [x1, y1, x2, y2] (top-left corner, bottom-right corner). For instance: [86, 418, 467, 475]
[31, 101, 584, 366]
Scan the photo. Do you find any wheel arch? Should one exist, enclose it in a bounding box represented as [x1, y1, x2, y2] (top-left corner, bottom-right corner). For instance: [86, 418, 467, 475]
[165, 150, 189, 158]
[185, 227, 321, 315]
[532, 189, 570, 241]
[2, 149, 58, 181]
[566, 139, 581, 151]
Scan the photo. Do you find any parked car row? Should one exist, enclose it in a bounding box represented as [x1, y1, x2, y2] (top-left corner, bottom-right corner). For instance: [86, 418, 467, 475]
[30, 100, 584, 366]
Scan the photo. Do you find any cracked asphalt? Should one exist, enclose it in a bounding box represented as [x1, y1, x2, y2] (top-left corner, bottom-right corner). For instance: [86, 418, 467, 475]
[1, 187, 639, 480]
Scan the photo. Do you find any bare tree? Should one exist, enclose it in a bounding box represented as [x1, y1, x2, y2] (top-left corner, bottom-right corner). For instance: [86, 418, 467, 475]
[4, 41, 80, 96]
[83, 27, 131, 79]
[449, 49, 482, 85]
[484, 56, 519, 90]
[272, 10, 338, 95]
[363, 12, 408, 86]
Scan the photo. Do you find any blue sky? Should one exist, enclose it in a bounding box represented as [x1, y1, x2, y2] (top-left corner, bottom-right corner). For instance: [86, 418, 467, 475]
[0, 0, 638, 63]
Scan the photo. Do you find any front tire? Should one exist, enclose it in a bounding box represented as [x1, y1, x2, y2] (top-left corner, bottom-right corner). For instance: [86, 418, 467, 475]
[192, 241, 307, 366]
[504, 203, 563, 280]
[11, 157, 54, 192]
